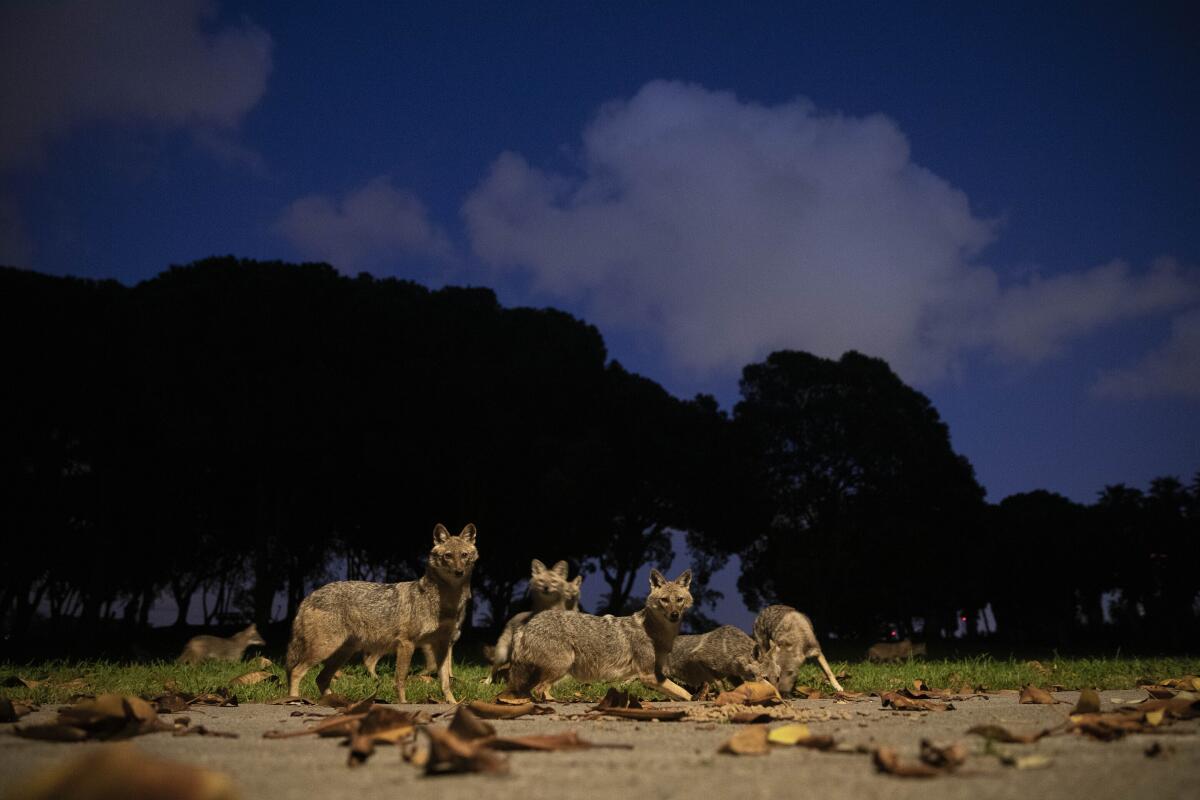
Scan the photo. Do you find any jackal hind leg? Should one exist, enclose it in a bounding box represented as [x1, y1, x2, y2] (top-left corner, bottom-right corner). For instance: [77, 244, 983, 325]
[315, 641, 357, 695]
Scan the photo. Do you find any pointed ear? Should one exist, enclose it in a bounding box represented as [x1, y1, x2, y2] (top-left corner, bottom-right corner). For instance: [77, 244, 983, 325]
[551, 560, 569, 579]
[649, 569, 666, 589]
[531, 559, 547, 574]
[459, 523, 477, 543]
[571, 576, 583, 588]
[675, 569, 692, 589]
[433, 523, 450, 544]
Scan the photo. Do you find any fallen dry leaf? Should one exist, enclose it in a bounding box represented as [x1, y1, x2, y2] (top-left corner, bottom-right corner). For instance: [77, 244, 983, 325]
[1071, 688, 1102, 715]
[880, 692, 953, 712]
[1001, 753, 1053, 770]
[13, 724, 91, 742]
[269, 696, 313, 706]
[316, 693, 353, 709]
[262, 713, 367, 740]
[590, 688, 686, 721]
[967, 724, 1050, 744]
[715, 680, 782, 707]
[189, 690, 238, 707]
[0, 698, 38, 722]
[487, 732, 625, 751]
[466, 700, 553, 719]
[730, 711, 774, 724]
[148, 694, 191, 714]
[229, 671, 276, 687]
[47, 694, 174, 741]
[494, 690, 532, 705]
[767, 723, 836, 750]
[1019, 685, 1056, 705]
[872, 746, 941, 778]
[448, 706, 495, 741]
[173, 725, 239, 739]
[6, 743, 240, 800]
[719, 725, 770, 755]
[348, 707, 419, 767]
[919, 740, 968, 770]
[420, 725, 508, 776]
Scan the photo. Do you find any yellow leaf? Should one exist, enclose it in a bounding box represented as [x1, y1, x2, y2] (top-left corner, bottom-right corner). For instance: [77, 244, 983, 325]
[768, 724, 811, 745]
[1145, 709, 1165, 726]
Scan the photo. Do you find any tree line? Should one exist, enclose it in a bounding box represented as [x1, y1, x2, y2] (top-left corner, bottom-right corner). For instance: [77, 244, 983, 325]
[1, 258, 1195, 654]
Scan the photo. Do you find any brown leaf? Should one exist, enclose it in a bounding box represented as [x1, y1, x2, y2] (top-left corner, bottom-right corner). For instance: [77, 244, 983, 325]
[1141, 686, 1177, 699]
[918, 740, 967, 770]
[494, 690, 532, 705]
[466, 700, 554, 719]
[729, 711, 774, 724]
[1019, 685, 1056, 705]
[54, 694, 173, 740]
[6, 743, 240, 800]
[342, 695, 376, 716]
[966, 724, 1049, 744]
[448, 706, 495, 741]
[880, 692, 952, 712]
[229, 671, 276, 687]
[719, 725, 770, 756]
[792, 685, 825, 700]
[0, 698, 37, 722]
[262, 712, 367, 739]
[269, 695, 313, 706]
[1157, 675, 1200, 691]
[1071, 688, 1102, 715]
[13, 724, 90, 742]
[348, 708, 419, 767]
[316, 693, 352, 709]
[173, 725, 239, 739]
[593, 687, 643, 709]
[189, 690, 238, 707]
[421, 725, 508, 776]
[489, 731, 624, 751]
[590, 688, 686, 720]
[872, 746, 941, 778]
[1069, 711, 1145, 740]
[149, 694, 191, 714]
[714, 680, 782, 707]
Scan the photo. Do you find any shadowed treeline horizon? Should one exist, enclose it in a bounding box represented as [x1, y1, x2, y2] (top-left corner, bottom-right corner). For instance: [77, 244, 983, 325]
[2, 258, 1196, 657]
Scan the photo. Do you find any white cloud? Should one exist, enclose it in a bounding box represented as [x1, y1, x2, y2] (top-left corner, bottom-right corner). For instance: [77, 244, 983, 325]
[275, 177, 454, 272]
[1094, 309, 1200, 399]
[0, 0, 272, 168]
[464, 80, 1199, 385]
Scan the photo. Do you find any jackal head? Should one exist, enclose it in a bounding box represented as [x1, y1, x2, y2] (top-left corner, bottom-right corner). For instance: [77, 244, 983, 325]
[237, 623, 266, 646]
[529, 559, 568, 600]
[562, 575, 583, 610]
[646, 569, 692, 623]
[429, 523, 478, 582]
[753, 644, 788, 689]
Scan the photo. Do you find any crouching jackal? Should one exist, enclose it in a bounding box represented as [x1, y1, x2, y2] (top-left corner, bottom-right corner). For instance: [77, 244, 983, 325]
[866, 638, 926, 662]
[668, 624, 768, 689]
[753, 605, 843, 694]
[507, 569, 694, 702]
[177, 624, 265, 664]
[286, 523, 477, 703]
[484, 558, 583, 684]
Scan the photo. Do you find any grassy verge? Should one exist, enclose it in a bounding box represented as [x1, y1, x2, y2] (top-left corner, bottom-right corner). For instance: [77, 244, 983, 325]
[2, 655, 1196, 706]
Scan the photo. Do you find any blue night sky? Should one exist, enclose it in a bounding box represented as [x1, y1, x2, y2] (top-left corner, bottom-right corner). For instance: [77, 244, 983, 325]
[3, 0, 1198, 516]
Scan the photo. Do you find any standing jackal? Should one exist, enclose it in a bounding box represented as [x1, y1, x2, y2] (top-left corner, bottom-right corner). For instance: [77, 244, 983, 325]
[286, 523, 477, 703]
[506, 569, 694, 701]
[753, 605, 843, 694]
[866, 638, 926, 662]
[177, 624, 265, 664]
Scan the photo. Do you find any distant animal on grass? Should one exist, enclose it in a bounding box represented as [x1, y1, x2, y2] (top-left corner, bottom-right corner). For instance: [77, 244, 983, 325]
[752, 605, 843, 694]
[177, 624, 265, 664]
[562, 572, 583, 611]
[866, 638, 927, 663]
[483, 559, 579, 684]
[667, 624, 771, 691]
[506, 568, 694, 702]
[286, 523, 477, 703]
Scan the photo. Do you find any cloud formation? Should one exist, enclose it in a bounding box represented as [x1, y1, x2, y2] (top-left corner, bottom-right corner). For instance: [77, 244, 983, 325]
[1094, 309, 1200, 399]
[0, 0, 272, 168]
[275, 177, 454, 272]
[464, 81, 1198, 385]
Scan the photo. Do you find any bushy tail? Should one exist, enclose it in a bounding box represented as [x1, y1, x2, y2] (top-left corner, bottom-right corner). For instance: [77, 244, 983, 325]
[492, 624, 515, 667]
[285, 620, 307, 671]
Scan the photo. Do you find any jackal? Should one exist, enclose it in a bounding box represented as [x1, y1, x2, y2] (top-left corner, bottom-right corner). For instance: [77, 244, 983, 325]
[752, 604, 843, 693]
[562, 573, 583, 611]
[667, 624, 769, 689]
[483, 559, 574, 684]
[177, 624, 265, 664]
[286, 523, 477, 703]
[506, 568, 693, 701]
[866, 638, 926, 662]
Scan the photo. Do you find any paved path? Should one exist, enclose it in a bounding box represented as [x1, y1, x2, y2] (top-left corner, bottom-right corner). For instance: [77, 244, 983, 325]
[2, 690, 1196, 799]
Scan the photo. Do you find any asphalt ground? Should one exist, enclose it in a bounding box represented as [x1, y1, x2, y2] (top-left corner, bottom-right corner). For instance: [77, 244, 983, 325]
[2, 690, 1197, 800]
